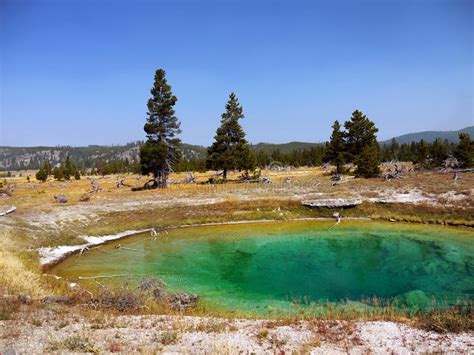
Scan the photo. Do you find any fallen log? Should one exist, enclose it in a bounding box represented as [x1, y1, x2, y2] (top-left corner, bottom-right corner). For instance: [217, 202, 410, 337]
[0, 205, 16, 216]
[302, 198, 362, 208]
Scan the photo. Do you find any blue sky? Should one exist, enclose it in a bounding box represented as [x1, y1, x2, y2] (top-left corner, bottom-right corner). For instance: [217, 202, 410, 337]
[1, 0, 472, 146]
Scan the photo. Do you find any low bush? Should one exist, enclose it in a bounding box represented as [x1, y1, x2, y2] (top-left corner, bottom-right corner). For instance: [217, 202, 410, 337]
[0, 296, 20, 320]
[47, 335, 98, 353]
[94, 287, 142, 313]
[416, 305, 473, 333]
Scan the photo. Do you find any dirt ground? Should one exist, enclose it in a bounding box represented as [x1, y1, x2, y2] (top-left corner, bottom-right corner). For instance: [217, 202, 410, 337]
[1, 307, 473, 354]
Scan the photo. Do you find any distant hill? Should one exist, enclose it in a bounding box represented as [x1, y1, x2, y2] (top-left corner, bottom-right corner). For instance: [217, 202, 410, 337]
[2, 126, 471, 171]
[381, 126, 474, 145]
[0, 141, 324, 171]
[252, 141, 322, 153]
[0, 142, 207, 171]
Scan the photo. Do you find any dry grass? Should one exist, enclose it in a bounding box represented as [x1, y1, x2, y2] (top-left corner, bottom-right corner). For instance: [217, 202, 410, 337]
[0, 297, 20, 321]
[416, 305, 474, 333]
[155, 329, 180, 345]
[46, 334, 98, 353]
[4, 168, 472, 210]
[299, 335, 322, 353]
[209, 342, 244, 354]
[256, 327, 269, 340]
[0, 248, 47, 298]
[193, 319, 229, 333]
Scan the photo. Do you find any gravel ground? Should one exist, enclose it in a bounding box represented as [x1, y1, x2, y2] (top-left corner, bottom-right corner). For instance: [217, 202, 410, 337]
[1, 311, 473, 354]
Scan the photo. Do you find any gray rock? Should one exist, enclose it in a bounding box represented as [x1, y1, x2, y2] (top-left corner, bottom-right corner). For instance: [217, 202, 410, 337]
[302, 198, 362, 208]
[54, 194, 68, 203]
[41, 295, 72, 304]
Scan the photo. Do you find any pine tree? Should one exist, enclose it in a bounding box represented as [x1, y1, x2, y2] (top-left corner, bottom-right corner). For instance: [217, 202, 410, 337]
[256, 150, 271, 168]
[324, 120, 346, 174]
[36, 168, 47, 182]
[239, 145, 256, 172]
[430, 138, 448, 167]
[388, 138, 399, 161]
[140, 69, 181, 188]
[454, 133, 473, 168]
[207, 93, 253, 179]
[63, 155, 75, 180]
[355, 142, 381, 177]
[43, 160, 52, 175]
[344, 110, 379, 161]
[343, 110, 380, 177]
[53, 167, 64, 181]
[416, 139, 430, 166]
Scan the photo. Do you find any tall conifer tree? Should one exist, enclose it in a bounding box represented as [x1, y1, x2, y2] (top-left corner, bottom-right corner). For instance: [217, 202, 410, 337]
[140, 69, 181, 188]
[454, 133, 473, 168]
[430, 138, 448, 167]
[324, 120, 346, 174]
[344, 110, 380, 177]
[207, 93, 253, 179]
[344, 110, 379, 160]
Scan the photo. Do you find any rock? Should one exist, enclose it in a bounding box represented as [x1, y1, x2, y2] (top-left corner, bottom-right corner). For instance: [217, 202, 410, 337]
[54, 194, 68, 203]
[79, 194, 90, 202]
[167, 292, 199, 311]
[302, 198, 362, 208]
[0, 189, 12, 197]
[41, 295, 73, 304]
[17, 293, 32, 305]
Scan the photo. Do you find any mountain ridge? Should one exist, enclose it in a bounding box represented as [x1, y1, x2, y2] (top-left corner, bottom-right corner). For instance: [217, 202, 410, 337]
[379, 126, 474, 145]
[1, 126, 471, 171]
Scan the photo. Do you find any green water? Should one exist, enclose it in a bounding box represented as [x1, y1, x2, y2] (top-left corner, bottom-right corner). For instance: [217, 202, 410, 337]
[51, 221, 474, 312]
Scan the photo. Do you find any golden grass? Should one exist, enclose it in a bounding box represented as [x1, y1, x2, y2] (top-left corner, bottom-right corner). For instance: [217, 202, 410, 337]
[0, 250, 47, 297]
[0, 230, 47, 298]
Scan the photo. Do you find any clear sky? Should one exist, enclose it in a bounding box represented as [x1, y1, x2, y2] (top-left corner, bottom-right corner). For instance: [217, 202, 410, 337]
[1, 0, 472, 146]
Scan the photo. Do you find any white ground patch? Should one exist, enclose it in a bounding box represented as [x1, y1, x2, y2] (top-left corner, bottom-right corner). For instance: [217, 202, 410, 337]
[368, 189, 436, 204]
[38, 229, 150, 266]
[439, 190, 470, 202]
[23, 196, 226, 231]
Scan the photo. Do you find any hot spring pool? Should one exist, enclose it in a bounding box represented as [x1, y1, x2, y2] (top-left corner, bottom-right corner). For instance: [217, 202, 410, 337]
[50, 221, 474, 313]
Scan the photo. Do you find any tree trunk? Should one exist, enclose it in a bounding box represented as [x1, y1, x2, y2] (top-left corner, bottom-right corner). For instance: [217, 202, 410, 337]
[161, 173, 168, 188]
[223, 169, 227, 180]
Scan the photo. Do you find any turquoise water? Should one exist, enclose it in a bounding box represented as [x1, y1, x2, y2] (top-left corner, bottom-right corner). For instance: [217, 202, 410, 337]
[51, 221, 474, 312]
